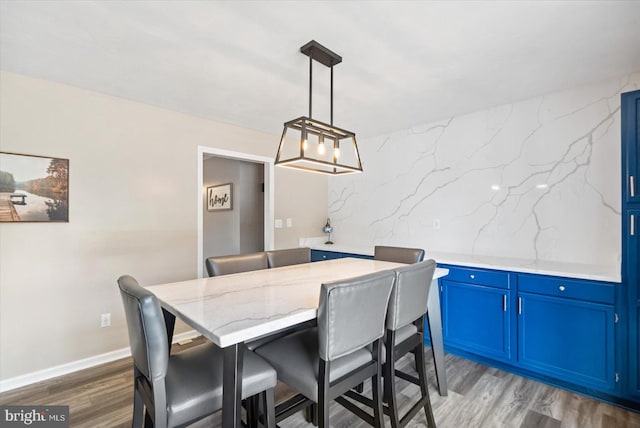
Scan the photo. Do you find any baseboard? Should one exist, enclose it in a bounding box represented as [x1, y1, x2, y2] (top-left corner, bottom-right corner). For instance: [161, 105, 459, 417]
[0, 330, 200, 393]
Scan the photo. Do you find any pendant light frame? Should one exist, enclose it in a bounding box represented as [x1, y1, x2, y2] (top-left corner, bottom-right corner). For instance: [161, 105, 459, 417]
[275, 40, 363, 175]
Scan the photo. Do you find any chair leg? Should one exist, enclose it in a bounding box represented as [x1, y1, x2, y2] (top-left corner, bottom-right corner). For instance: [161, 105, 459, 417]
[144, 409, 153, 428]
[415, 343, 437, 428]
[304, 403, 318, 426]
[263, 389, 276, 428]
[384, 359, 401, 428]
[372, 371, 385, 428]
[244, 397, 257, 428]
[132, 387, 144, 428]
[318, 360, 330, 428]
[384, 330, 401, 428]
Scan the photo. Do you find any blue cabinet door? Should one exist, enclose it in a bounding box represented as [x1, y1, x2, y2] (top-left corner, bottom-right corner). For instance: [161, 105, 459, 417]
[622, 89, 640, 203]
[627, 210, 640, 397]
[441, 280, 512, 362]
[518, 292, 615, 391]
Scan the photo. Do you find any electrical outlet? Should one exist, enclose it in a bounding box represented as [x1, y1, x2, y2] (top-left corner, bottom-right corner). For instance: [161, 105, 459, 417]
[433, 219, 441, 230]
[101, 313, 111, 328]
[286, 218, 293, 228]
[275, 219, 283, 229]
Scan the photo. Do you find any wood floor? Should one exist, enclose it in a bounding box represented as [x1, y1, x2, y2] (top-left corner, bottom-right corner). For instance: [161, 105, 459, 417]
[1, 337, 638, 428]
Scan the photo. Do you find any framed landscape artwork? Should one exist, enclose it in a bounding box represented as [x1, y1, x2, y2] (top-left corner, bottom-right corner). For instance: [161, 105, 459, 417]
[0, 152, 69, 222]
[207, 183, 233, 211]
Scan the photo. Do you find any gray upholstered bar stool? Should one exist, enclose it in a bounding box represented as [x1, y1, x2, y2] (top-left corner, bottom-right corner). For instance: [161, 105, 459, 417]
[255, 270, 395, 428]
[384, 260, 437, 428]
[346, 261, 437, 427]
[374, 245, 448, 398]
[118, 275, 277, 428]
[374, 245, 425, 264]
[266, 247, 311, 268]
[205, 251, 268, 277]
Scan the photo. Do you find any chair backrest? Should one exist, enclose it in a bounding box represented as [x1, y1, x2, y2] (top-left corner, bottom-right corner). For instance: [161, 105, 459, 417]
[266, 247, 311, 268]
[317, 270, 395, 361]
[117, 275, 169, 383]
[386, 260, 436, 331]
[205, 252, 268, 277]
[374, 246, 425, 264]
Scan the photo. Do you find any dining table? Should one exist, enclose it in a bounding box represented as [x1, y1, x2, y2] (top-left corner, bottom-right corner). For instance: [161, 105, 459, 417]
[146, 257, 449, 428]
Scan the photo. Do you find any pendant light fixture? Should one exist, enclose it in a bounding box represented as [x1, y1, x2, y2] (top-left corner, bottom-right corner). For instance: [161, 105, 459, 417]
[275, 40, 363, 175]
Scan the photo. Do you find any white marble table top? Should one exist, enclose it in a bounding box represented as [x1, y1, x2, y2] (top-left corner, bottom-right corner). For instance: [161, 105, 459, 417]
[147, 258, 449, 348]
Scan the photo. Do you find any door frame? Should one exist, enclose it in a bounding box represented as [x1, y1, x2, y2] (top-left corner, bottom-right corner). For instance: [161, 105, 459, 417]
[197, 145, 275, 278]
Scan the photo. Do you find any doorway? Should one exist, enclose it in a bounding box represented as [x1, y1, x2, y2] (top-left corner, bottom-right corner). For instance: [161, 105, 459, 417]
[197, 146, 274, 278]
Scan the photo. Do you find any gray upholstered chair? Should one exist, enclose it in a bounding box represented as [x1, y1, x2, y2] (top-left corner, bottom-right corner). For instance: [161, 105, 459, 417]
[117, 275, 276, 428]
[266, 247, 311, 268]
[256, 270, 395, 428]
[384, 260, 437, 428]
[205, 251, 268, 277]
[374, 245, 425, 264]
[345, 260, 437, 428]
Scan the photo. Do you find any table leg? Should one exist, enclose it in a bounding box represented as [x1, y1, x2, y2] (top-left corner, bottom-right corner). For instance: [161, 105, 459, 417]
[426, 279, 448, 396]
[222, 343, 244, 428]
[162, 309, 176, 353]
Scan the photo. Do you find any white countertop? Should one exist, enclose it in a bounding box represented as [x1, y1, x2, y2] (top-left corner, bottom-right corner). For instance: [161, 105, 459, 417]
[301, 239, 620, 283]
[148, 258, 449, 347]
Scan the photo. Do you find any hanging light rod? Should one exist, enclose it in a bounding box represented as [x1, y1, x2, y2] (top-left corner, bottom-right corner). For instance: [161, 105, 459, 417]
[274, 40, 363, 175]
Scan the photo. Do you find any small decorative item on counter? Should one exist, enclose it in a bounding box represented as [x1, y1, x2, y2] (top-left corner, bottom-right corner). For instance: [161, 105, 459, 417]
[323, 218, 334, 245]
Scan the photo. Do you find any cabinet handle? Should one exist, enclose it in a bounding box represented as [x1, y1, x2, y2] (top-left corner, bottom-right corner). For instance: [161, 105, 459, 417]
[469, 274, 475, 279]
[503, 295, 507, 312]
[631, 175, 636, 198]
[632, 214, 636, 237]
[558, 285, 565, 291]
[518, 297, 522, 315]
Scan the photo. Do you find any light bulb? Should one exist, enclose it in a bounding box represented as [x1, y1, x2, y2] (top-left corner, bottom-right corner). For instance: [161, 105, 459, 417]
[318, 142, 326, 155]
[334, 147, 340, 159]
[302, 139, 308, 151]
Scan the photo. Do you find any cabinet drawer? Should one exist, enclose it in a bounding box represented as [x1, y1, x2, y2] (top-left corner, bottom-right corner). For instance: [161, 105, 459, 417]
[310, 250, 343, 262]
[440, 265, 510, 289]
[518, 274, 615, 305]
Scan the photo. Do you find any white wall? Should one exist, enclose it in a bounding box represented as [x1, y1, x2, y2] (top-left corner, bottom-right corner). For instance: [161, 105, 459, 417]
[0, 72, 327, 381]
[328, 72, 640, 268]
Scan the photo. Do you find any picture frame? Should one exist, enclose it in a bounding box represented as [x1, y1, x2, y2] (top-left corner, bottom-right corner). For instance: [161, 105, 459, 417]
[0, 152, 69, 223]
[207, 183, 233, 211]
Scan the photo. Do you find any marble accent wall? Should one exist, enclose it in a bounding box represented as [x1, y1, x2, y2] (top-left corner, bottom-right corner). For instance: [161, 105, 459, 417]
[328, 72, 640, 267]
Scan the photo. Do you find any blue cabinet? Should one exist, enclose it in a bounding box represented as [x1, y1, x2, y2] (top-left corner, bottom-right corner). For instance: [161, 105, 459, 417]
[440, 266, 514, 362]
[517, 291, 616, 391]
[517, 274, 617, 392]
[518, 274, 617, 392]
[441, 266, 619, 397]
[627, 210, 640, 397]
[622, 90, 640, 204]
[442, 280, 513, 362]
[622, 89, 640, 401]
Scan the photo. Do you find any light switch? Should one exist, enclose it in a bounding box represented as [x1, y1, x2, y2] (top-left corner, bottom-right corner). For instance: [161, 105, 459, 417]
[275, 219, 283, 229]
[286, 218, 293, 228]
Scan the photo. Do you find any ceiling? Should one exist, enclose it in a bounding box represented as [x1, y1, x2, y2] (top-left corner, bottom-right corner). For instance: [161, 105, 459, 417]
[1, 1, 640, 138]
